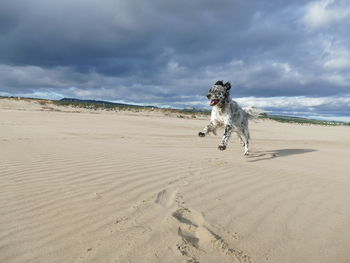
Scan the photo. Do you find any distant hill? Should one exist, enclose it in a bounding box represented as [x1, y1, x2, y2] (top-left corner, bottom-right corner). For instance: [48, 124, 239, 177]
[57, 98, 158, 109]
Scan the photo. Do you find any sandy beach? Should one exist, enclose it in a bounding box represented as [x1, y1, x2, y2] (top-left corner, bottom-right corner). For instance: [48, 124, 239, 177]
[1, 98, 350, 263]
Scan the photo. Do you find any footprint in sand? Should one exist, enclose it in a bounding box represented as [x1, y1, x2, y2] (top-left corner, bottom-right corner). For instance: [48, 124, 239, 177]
[155, 188, 178, 208]
[173, 207, 251, 263]
[154, 185, 250, 262]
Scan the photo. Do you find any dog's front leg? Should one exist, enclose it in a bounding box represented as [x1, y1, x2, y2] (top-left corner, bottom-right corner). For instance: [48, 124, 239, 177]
[198, 122, 217, 137]
[218, 125, 232, 150]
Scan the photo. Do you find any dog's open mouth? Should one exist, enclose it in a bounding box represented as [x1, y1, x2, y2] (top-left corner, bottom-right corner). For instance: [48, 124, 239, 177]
[210, 99, 220, 106]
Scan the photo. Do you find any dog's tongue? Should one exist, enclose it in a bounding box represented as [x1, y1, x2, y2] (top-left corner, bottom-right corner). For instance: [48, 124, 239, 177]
[210, 99, 219, 106]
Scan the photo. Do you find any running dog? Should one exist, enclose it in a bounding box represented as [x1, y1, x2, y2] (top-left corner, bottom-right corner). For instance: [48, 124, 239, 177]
[198, 80, 251, 155]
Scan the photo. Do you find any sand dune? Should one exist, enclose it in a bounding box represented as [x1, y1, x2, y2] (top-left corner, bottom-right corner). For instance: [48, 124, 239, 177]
[1, 99, 350, 263]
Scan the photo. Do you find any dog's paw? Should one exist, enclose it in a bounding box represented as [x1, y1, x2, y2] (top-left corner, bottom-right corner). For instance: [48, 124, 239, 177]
[198, 132, 205, 137]
[218, 145, 226, 151]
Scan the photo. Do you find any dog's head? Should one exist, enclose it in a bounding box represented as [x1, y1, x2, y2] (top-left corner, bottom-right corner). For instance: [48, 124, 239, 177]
[207, 80, 231, 106]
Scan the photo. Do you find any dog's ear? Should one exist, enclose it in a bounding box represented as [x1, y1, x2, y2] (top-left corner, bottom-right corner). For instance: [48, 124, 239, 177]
[215, 80, 224, 86]
[224, 82, 231, 90]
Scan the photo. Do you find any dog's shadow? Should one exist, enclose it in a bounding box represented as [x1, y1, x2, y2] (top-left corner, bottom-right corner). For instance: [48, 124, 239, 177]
[247, 148, 317, 162]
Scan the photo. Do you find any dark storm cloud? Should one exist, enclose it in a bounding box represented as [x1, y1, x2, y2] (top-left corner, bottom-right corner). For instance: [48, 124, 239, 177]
[0, 0, 350, 118]
[0, 0, 301, 69]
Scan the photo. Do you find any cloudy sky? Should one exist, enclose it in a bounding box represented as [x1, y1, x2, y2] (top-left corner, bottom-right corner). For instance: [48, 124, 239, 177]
[0, 0, 350, 120]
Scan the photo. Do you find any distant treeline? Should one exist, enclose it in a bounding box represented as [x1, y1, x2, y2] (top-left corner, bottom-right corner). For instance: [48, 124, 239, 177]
[54, 98, 157, 110]
[263, 115, 350, 126]
[53, 98, 211, 115]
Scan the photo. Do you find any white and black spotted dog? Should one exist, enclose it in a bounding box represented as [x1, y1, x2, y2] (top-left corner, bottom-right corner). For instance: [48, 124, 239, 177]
[198, 80, 251, 155]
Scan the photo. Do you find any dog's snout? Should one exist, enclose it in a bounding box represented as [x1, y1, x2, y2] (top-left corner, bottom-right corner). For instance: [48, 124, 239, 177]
[207, 94, 211, 99]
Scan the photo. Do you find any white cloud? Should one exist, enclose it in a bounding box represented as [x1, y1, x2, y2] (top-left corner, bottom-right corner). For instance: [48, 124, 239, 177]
[0, 65, 70, 88]
[235, 96, 350, 109]
[323, 46, 350, 70]
[303, 0, 350, 29]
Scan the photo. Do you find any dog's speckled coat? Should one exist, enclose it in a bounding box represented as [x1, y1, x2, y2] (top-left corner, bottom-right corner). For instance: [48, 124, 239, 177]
[199, 81, 250, 155]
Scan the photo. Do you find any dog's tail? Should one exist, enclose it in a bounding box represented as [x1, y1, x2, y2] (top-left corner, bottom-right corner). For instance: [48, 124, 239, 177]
[242, 106, 266, 119]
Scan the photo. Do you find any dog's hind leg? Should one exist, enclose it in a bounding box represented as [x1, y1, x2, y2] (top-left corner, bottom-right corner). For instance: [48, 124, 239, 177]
[236, 131, 249, 155]
[244, 139, 249, 155]
[237, 133, 245, 146]
[242, 129, 250, 156]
